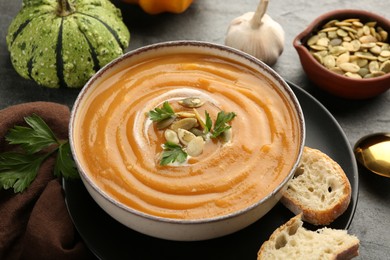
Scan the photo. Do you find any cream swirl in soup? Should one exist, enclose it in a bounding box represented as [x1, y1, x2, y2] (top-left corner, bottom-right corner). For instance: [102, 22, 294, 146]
[74, 53, 301, 220]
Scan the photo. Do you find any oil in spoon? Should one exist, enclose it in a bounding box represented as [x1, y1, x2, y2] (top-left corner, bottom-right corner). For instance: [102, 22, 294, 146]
[354, 133, 390, 178]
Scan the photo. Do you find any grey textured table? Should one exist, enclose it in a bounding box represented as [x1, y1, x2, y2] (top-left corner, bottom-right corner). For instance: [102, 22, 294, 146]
[1, 0, 389, 259]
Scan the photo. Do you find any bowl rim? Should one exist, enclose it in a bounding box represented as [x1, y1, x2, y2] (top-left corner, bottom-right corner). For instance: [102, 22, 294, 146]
[293, 9, 390, 84]
[69, 40, 306, 224]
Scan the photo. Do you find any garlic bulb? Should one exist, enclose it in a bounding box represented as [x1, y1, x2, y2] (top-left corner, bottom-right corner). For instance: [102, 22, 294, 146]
[225, 0, 285, 66]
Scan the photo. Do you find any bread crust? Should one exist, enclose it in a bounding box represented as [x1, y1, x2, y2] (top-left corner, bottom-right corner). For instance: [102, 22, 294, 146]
[280, 147, 352, 225]
[257, 214, 360, 260]
[257, 214, 303, 259]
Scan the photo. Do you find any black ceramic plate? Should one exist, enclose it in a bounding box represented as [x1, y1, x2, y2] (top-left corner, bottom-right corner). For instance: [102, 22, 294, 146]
[64, 81, 358, 260]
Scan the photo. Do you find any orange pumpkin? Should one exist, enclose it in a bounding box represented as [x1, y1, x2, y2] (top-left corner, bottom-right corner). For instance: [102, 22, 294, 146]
[122, 0, 193, 14]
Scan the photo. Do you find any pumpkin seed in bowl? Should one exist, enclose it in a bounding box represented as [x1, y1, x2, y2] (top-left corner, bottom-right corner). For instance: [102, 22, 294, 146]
[307, 18, 390, 79]
[294, 9, 390, 99]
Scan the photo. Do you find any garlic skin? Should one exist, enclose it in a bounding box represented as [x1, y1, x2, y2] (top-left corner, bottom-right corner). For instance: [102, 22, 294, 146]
[225, 4, 285, 66]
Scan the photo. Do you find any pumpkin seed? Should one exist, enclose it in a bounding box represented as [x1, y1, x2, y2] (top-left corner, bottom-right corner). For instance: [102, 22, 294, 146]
[329, 46, 347, 55]
[307, 35, 319, 46]
[375, 32, 383, 42]
[189, 128, 206, 138]
[329, 67, 344, 75]
[368, 61, 380, 73]
[310, 45, 327, 51]
[352, 21, 364, 27]
[380, 43, 390, 49]
[380, 30, 388, 41]
[164, 129, 180, 144]
[318, 32, 327, 38]
[370, 27, 377, 37]
[329, 38, 342, 46]
[186, 136, 205, 157]
[337, 29, 348, 37]
[359, 35, 377, 43]
[179, 97, 205, 108]
[360, 42, 376, 49]
[339, 62, 360, 73]
[378, 55, 390, 62]
[363, 25, 371, 35]
[370, 45, 382, 55]
[192, 108, 207, 130]
[357, 28, 364, 37]
[317, 37, 330, 47]
[323, 20, 338, 28]
[343, 36, 352, 42]
[170, 118, 198, 132]
[380, 60, 390, 73]
[342, 18, 360, 23]
[221, 128, 232, 143]
[324, 55, 336, 68]
[341, 26, 357, 34]
[316, 50, 329, 56]
[345, 72, 362, 79]
[348, 31, 356, 40]
[176, 112, 196, 118]
[320, 27, 338, 33]
[336, 52, 350, 66]
[349, 55, 359, 62]
[380, 50, 390, 58]
[342, 42, 354, 51]
[372, 71, 386, 77]
[312, 52, 323, 63]
[350, 40, 361, 51]
[358, 67, 369, 77]
[355, 52, 378, 61]
[336, 22, 352, 27]
[177, 128, 196, 145]
[157, 116, 176, 130]
[356, 58, 368, 67]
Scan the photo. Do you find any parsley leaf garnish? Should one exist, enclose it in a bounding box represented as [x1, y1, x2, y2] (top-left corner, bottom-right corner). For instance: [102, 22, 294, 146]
[204, 110, 213, 134]
[160, 142, 187, 165]
[210, 111, 237, 138]
[148, 101, 176, 122]
[0, 114, 79, 193]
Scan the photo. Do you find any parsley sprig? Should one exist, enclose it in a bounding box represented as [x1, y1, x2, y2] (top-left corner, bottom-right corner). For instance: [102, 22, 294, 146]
[0, 114, 79, 193]
[148, 101, 176, 122]
[210, 111, 236, 138]
[204, 110, 213, 134]
[160, 142, 187, 165]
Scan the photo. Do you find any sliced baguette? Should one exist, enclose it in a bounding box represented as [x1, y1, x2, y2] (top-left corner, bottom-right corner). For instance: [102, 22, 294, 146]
[281, 146, 352, 225]
[257, 214, 360, 260]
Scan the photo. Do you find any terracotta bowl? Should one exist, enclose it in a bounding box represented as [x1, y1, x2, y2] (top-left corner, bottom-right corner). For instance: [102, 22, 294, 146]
[69, 41, 305, 241]
[294, 9, 390, 99]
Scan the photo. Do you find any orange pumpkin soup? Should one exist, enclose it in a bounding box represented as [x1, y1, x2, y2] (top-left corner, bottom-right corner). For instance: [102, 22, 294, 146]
[73, 53, 301, 220]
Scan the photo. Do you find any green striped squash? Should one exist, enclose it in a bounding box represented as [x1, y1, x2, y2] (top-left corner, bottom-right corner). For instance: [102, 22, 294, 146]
[6, 0, 130, 88]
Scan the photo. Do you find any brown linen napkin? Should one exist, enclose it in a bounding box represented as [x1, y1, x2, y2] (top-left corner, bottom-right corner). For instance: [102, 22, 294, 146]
[0, 102, 94, 260]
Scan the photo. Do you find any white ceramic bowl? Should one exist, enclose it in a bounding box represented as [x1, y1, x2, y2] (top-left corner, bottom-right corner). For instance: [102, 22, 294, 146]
[69, 41, 305, 241]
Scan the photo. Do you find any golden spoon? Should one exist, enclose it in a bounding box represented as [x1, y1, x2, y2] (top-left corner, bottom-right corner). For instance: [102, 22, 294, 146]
[354, 133, 390, 178]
